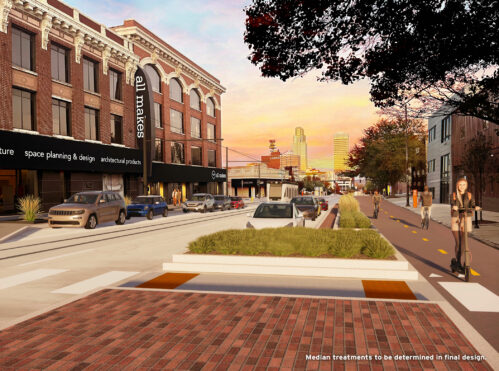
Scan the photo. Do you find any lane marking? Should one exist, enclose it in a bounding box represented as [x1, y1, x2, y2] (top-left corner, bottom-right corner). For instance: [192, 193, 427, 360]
[390, 215, 394, 218]
[429, 273, 442, 278]
[52, 271, 139, 294]
[404, 225, 408, 228]
[439, 282, 499, 312]
[384, 212, 388, 214]
[396, 220, 400, 222]
[0, 269, 68, 290]
[17, 249, 95, 267]
[470, 269, 480, 276]
[438, 249, 448, 254]
[412, 231, 417, 234]
[422, 238, 429, 242]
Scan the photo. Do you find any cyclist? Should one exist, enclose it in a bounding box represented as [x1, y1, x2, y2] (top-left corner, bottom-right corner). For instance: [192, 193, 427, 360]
[420, 185, 433, 228]
[372, 190, 382, 218]
[450, 178, 480, 273]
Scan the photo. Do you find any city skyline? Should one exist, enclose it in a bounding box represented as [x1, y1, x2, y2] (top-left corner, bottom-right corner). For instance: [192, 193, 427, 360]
[62, 0, 379, 170]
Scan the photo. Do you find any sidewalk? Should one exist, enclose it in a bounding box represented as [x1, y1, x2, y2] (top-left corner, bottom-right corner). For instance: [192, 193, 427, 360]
[386, 197, 499, 249]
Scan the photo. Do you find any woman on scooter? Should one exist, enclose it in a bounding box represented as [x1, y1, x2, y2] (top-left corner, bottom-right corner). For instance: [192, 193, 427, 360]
[450, 178, 480, 273]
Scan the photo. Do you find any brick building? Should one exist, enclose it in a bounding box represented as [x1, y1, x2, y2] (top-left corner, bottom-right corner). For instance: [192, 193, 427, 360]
[0, 0, 226, 214]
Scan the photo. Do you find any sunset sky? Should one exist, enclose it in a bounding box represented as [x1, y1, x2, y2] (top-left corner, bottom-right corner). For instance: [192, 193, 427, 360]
[65, 0, 380, 170]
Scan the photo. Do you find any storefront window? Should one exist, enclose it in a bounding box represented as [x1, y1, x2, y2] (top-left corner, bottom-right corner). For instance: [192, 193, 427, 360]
[170, 109, 184, 134]
[111, 115, 122, 144]
[52, 99, 70, 136]
[171, 142, 185, 164]
[190, 117, 201, 138]
[155, 139, 164, 162]
[191, 146, 202, 165]
[208, 150, 216, 167]
[84, 107, 99, 140]
[13, 88, 35, 131]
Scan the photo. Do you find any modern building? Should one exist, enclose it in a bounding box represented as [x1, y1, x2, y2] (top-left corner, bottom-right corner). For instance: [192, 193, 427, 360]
[292, 127, 308, 171]
[333, 132, 349, 174]
[0, 0, 226, 214]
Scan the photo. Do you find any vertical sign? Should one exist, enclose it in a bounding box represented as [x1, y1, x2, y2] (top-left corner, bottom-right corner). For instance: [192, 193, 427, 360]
[135, 66, 155, 192]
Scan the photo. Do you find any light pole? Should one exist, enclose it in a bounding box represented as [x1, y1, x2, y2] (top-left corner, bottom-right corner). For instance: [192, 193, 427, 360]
[405, 103, 410, 207]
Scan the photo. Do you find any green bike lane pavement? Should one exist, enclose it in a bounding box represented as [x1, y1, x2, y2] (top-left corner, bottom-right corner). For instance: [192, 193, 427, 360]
[356, 196, 499, 354]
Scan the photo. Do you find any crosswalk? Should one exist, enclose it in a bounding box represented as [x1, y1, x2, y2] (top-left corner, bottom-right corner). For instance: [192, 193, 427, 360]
[0, 269, 139, 294]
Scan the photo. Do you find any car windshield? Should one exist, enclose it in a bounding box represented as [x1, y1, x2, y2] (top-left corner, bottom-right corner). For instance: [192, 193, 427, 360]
[230, 197, 240, 201]
[253, 204, 293, 218]
[66, 193, 99, 204]
[191, 195, 206, 201]
[291, 197, 314, 205]
[214, 196, 225, 200]
[131, 197, 155, 204]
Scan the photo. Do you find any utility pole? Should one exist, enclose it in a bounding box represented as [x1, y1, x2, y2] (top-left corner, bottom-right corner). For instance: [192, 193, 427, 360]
[226, 146, 229, 196]
[405, 103, 410, 207]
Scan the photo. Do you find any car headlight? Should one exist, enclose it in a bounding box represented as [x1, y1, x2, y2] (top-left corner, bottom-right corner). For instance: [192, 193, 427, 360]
[73, 210, 85, 215]
[285, 222, 293, 227]
[144, 206, 149, 210]
[246, 221, 254, 228]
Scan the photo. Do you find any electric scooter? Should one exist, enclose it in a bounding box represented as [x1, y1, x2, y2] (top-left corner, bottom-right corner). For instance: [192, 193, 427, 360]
[451, 207, 472, 282]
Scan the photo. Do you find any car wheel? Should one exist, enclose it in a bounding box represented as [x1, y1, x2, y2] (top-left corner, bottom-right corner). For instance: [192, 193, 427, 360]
[202, 206, 207, 213]
[115, 210, 126, 225]
[183, 209, 188, 213]
[125, 215, 131, 220]
[147, 209, 153, 220]
[85, 214, 97, 229]
[162, 207, 168, 217]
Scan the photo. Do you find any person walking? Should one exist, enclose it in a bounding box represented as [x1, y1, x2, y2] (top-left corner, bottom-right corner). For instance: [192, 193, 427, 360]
[172, 188, 177, 208]
[450, 178, 480, 273]
[176, 188, 182, 206]
[372, 190, 382, 218]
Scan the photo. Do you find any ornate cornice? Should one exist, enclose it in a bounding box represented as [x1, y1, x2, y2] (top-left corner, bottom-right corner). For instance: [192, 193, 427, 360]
[114, 25, 226, 95]
[9, 0, 139, 83]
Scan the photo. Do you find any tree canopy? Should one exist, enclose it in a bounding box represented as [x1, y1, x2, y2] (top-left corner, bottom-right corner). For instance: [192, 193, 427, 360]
[244, 0, 498, 124]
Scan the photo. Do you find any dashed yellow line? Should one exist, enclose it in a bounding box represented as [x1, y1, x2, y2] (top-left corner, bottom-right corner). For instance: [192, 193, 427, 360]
[384, 212, 388, 214]
[396, 219, 400, 222]
[438, 249, 448, 254]
[404, 225, 408, 228]
[412, 231, 417, 234]
[390, 215, 394, 218]
[422, 238, 429, 242]
[471, 269, 480, 276]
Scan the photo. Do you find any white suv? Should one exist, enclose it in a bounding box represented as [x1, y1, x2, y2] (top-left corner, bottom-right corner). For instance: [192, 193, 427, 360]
[182, 193, 215, 213]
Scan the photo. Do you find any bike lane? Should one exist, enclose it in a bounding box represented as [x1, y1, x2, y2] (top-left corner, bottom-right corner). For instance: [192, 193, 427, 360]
[357, 196, 499, 352]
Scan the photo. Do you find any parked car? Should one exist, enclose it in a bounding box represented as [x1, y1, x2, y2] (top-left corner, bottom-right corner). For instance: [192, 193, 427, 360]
[126, 195, 168, 220]
[318, 197, 328, 211]
[246, 203, 304, 229]
[182, 193, 215, 213]
[290, 196, 319, 221]
[48, 191, 126, 229]
[213, 195, 231, 211]
[230, 196, 245, 209]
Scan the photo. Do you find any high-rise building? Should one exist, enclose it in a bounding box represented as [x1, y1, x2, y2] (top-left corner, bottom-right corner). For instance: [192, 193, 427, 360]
[292, 127, 308, 171]
[333, 132, 349, 174]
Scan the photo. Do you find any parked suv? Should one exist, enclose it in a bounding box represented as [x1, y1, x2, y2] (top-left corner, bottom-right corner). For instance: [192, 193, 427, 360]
[213, 195, 231, 211]
[48, 191, 126, 229]
[182, 193, 215, 213]
[126, 195, 168, 220]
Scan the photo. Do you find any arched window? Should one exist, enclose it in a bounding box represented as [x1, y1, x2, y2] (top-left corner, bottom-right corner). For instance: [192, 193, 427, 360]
[144, 64, 161, 93]
[207, 97, 216, 117]
[169, 78, 183, 103]
[190, 89, 201, 110]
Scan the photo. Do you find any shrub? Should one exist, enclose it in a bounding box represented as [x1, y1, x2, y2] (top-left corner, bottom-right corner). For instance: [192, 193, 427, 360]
[353, 211, 371, 228]
[339, 212, 356, 228]
[361, 232, 395, 259]
[330, 230, 363, 257]
[338, 194, 359, 213]
[17, 195, 42, 222]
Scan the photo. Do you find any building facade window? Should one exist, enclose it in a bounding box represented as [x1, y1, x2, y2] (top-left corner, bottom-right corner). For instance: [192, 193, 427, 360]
[154, 103, 162, 128]
[191, 146, 202, 165]
[84, 107, 99, 140]
[109, 69, 122, 100]
[12, 88, 35, 131]
[169, 78, 183, 103]
[144, 64, 161, 93]
[171, 142, 185, 164]
[83, 58, 98, 93]
[154, 139, 164, 161]
[190, 89, 201, 110]
[207, 98, 215, 117]
[12, 27, 33, 71]
[110, 115, 122, 144]
[427, 159, 435, 173]
[52, 99, 70, 136]
[207, 123, 215, 142]
[440, 154, 450, 179]
[170, 109, 184, 134]
[441, 116, 451, 142]
[51, 43, 69, 83]
[208, 150, 216, 167]
[190, 117, 201, 138]
[428, 126, 436, 143]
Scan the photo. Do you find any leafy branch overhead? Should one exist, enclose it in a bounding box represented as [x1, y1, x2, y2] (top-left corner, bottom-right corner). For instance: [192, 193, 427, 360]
[244, 0, 498, 124]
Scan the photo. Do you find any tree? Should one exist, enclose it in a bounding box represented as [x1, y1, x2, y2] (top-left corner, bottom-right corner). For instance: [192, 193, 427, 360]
[244, 0, 499, 124]
[462, 132, 493, 206]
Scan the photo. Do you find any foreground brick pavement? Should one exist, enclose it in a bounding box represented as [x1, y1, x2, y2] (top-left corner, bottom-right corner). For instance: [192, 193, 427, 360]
[0, 289, 492, 370]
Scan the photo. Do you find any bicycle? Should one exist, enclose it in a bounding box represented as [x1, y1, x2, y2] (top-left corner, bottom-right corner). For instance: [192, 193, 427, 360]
[421, 206, 430, 230]
[451, 207, 472, 282]
[373, 204, 379, 219]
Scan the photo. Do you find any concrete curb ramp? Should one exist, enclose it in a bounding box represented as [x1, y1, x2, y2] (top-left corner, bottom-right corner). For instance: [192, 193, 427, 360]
[163, 254, 419, 280]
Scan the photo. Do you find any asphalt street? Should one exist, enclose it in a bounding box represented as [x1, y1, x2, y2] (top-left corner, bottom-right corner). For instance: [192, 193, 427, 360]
[357, 195, 499, 351]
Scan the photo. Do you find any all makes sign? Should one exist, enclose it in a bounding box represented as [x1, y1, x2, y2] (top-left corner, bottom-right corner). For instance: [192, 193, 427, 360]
[135, 66, 155, 176]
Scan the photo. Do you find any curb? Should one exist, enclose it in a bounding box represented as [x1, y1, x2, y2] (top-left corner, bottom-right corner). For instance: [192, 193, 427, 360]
[0, 226, 30, 244]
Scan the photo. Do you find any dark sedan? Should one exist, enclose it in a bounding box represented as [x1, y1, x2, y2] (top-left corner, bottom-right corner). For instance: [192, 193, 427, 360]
[213, 195, 231, 211]
[290, 196, 319, 221]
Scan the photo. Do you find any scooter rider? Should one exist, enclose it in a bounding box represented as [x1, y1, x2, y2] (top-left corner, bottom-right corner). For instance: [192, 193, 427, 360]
[450, 178, 480, 273]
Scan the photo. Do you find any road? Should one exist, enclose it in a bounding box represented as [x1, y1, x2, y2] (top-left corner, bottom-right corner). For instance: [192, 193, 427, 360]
[357, 195, 499, 351]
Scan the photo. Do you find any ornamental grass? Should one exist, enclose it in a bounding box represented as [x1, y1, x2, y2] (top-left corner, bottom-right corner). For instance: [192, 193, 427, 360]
[338, 194, 360, 213]
[17, 195, 42, 222]
[188, 228, 394, 259]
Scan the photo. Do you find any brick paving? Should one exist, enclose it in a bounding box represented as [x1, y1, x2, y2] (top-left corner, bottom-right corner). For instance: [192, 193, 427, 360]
[0, 289, 493, 370]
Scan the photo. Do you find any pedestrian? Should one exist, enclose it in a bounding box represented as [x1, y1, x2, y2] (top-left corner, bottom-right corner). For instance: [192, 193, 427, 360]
[176, 189, 181, 206]
[172, 188, 177, 207]
[450, 178, 480, 273]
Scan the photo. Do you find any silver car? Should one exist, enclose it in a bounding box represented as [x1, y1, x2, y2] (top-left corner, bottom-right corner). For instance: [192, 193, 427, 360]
[182, 193, 215, 213]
